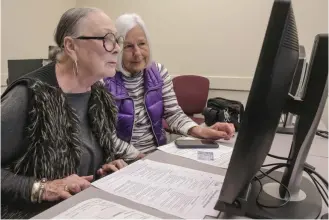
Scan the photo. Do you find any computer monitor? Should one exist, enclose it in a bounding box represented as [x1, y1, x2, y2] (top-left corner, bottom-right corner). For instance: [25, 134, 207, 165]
[279, 33, 328, 214]
[7, 59, 44, 85]
[290, 45, 308, 98]
[277, 45, 308, 134]
[214, 0, 328, 218]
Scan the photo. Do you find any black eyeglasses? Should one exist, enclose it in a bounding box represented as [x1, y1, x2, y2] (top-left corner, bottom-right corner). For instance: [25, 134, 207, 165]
[75, 33, 123, 52]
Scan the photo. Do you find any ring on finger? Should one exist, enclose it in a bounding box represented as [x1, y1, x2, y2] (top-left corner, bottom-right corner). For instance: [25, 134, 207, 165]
[64, 185, 70, 192]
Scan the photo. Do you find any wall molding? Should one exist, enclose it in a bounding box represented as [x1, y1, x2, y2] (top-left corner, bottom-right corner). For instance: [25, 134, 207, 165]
[171, 75, 253, 91]
[1, 73, 8, 87]
[1, 72, 253, 91]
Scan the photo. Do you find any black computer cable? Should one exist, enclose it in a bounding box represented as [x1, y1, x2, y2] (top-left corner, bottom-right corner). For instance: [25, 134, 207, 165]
[258, 162, 315, 179]
[305, 171, 328, 220]
[257, 163, 328, 209]
[257, 163, 287, 179]
[266, 154, 317, 171]
[276, 115, 328, 139]
[261, 162, 287, 168]
[304, 166, 328, 188]
[316, 130, 328, 139]
[260, 162, 327, 188]
[308, 172, 328, 200]
[276, 129, 328, 139]
[255, 165, 328, 220]
[254, 170, 291, 208]
[267, 153, 290, 161]
[305, 170, 328, 206]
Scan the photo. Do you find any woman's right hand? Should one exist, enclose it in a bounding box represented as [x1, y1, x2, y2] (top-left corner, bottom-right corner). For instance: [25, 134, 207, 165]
[42, 174, 93, 202]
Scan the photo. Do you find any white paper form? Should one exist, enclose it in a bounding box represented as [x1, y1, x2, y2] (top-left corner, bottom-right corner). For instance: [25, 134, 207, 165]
[92, 159, 225, 219]
[53, 198, 158, 219]
[158, 137, 233, 169]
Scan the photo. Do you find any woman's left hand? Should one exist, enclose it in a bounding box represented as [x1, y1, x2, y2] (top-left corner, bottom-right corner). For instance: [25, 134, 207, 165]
[97, 159, 128, 177]
[189, 122, 235, 140]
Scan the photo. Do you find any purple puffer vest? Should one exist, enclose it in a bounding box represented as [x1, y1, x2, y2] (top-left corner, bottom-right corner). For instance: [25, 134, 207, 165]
[104, 62, 166, 146]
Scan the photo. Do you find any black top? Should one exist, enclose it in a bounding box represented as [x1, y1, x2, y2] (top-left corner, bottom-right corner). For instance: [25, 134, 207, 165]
[1, 67, 103, 204]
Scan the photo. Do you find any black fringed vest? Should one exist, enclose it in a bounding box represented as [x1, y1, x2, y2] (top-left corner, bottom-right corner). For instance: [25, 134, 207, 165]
[1, 62, 119, 219]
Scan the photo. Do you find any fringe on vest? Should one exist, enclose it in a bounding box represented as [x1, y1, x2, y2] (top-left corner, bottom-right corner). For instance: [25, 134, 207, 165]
[2, 80, 118, 219]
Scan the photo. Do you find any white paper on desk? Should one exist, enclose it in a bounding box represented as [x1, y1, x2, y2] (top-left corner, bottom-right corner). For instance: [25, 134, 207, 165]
[92, 159, 224, 219]
[158, 137, 233, 169]
[52, 198, 158, 219]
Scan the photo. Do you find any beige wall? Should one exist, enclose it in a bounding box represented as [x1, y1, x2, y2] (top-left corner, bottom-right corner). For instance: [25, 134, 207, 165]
[75, 0, 328, 128]
[75, 0, 328, 90]
[1, 0, 76, 83]
[2, 0, 327, 88]
[1, 0, 328, 127]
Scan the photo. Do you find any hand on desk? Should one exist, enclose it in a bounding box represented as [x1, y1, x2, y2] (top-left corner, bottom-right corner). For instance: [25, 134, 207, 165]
[188, 122, 235, 140]
[97, 154, 145, 177]
[41, 156, 147, 202]
[97, 159, 128, 177]
[42, 174, 93, 202]
[42, 157, 145, 201]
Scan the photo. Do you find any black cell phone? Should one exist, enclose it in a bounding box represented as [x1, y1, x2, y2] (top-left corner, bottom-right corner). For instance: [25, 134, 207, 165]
[175, 139, 219, 149]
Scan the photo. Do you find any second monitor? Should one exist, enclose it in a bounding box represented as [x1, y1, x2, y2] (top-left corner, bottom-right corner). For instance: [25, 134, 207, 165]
[214, 0, 328, 218]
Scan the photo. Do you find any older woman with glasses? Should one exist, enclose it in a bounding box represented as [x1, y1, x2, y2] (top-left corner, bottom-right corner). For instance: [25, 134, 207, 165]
[1, 8, 143, 219]
[104, 14, 235, 154]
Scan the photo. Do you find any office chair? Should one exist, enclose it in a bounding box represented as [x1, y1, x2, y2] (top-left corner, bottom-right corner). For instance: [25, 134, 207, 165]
[163, 75, 210, 134]
[7, 59, 44, 85]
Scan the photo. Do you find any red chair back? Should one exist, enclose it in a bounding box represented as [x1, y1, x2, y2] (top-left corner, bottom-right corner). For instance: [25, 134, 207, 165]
[172, 75, 209, 116]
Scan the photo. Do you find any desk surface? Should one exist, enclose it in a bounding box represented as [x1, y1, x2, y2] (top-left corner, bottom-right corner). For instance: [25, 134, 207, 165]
[34, 133, 328, 219]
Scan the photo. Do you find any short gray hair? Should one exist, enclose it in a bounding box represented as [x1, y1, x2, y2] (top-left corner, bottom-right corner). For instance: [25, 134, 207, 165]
[115, 13, 153, 73]
[52, 7, 101, 61]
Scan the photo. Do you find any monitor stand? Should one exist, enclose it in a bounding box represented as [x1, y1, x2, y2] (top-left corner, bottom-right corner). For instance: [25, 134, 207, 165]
[216, 93, 326, 219]
[217, 81, 327, 219]
[277, 113, 295, 134]
[244, 170, 322, 219]
[216, 170, 322, 219]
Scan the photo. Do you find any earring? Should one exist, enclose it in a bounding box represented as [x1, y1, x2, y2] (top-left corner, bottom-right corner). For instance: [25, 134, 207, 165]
[73, 60, 79, 76]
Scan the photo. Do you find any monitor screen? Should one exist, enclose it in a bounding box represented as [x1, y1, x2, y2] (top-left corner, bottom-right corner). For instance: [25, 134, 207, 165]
[217, 0, 299, 206]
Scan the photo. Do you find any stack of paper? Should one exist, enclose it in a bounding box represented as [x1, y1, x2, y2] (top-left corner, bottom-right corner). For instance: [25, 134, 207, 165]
[158, 137, 233, 168]
[53, 198, 158, 219]
[92, 159, 225, 219]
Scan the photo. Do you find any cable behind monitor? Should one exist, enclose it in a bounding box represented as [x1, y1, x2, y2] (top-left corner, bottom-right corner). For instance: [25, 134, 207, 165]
[256, 162, 328, 209]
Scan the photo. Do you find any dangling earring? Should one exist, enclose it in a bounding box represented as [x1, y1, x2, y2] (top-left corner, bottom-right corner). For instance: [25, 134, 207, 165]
[73, 60, 79, 76]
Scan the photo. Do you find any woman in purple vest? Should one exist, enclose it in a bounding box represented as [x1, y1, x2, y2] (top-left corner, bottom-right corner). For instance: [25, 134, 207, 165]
[103, 13, 235, 154]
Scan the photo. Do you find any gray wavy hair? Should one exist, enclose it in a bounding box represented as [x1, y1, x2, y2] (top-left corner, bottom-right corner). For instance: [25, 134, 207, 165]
[115, 13, 153, 73]
[51, 7, 102, 61]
